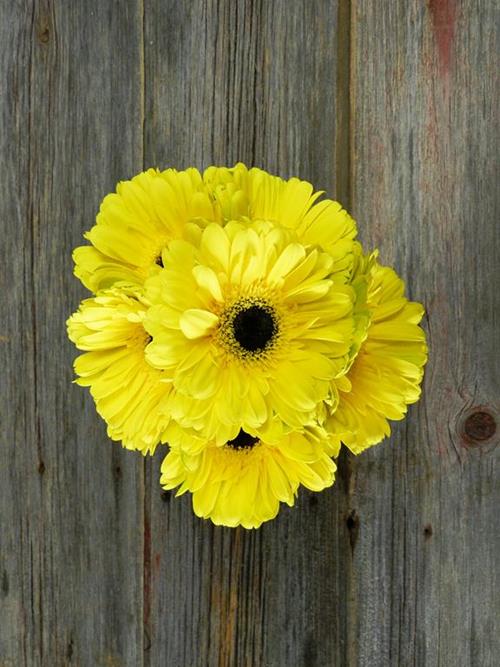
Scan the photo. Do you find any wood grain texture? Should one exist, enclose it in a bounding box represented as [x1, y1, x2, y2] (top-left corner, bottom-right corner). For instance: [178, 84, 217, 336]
[0, 0, 498, 666]
[349, 1, 500, 665]
[0, 1, 145, 665]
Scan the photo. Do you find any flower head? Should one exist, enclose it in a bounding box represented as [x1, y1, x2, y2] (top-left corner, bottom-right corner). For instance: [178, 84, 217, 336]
[73, 168, 219, 292]
[144, 220, 357, 442]
[325, 261, 428, 453]
[161, 426, 336, 528]
[204, 163, 358, 282]
[67, 288, 170, 453]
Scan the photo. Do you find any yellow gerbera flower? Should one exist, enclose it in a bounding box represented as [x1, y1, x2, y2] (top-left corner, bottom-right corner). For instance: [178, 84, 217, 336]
[326, 261, 428, 453]
[67, 289, 170, 454]
[73, 168, 219, 292]
[160, 427, 336, 528]
[144, 220, 357, 442]
[203, 163, 358, 283]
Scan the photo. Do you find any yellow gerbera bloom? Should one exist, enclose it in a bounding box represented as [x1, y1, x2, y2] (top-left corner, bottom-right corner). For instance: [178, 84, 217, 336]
[144, 220, 357, 442]
[67, 289, 170, 454]
[160, 427, 336, 528]
[73, 168, 219, 292]
[203, 163, 358, 283]
[326, 261, 428, 453]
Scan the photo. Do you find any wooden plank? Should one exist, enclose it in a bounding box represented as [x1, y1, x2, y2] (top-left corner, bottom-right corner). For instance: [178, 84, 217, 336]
[0, 2, 144, 665]
[143, 1, 356, 665]
[350, 1, 500, 665]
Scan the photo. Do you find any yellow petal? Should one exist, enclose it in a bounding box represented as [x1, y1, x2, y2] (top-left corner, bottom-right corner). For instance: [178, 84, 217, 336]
[267, 243, 306, 285]
[201, 223, 231, 271]
[179, 309, 219, 339]
[192, 265, 224, 302]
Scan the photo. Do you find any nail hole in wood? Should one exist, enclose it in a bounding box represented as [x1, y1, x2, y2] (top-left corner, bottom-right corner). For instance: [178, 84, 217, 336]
[346, 509, 360, 550]
[423, 524, 433, 539]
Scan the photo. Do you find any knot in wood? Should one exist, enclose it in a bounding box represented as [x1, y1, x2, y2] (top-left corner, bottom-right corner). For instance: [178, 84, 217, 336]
[463, 410, 496, 443]
[36, 15, 51, 44]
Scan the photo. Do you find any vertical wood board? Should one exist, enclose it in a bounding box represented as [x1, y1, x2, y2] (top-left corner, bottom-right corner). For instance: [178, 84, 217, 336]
[142, 2, 354, 666]
[0, 2, 145, 665]
[350, 1, 499, 665]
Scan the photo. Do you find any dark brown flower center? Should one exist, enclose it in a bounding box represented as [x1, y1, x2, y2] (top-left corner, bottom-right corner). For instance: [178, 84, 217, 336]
[232, 305, 276, 352]
[226, 430, 259, 451]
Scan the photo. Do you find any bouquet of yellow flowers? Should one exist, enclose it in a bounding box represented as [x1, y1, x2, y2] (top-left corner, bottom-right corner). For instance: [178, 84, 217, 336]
[67, 164, 427, 528]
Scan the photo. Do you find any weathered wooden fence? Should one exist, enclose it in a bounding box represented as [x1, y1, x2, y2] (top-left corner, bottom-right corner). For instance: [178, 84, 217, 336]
[1, 1, 498, 665]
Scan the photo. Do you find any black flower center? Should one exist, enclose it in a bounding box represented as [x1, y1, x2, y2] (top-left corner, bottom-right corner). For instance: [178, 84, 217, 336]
[226, 430, 259, 451]
[232, 305, 277, 352]
[155, 254, 164, 267]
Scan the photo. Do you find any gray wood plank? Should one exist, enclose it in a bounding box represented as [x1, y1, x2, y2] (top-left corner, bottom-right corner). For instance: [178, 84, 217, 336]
[143, 1, 354, 666]
[0, 2, 144, 665]
[349, 1, 500, 666]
